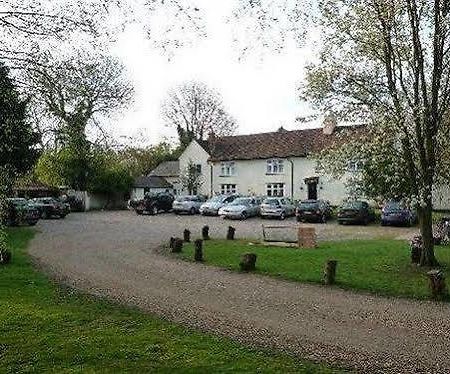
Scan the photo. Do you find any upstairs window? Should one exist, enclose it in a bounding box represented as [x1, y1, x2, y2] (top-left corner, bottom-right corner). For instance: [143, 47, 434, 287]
[221, 184, 237, 194]
[267, 159, 284, 174]
[347, 160, 364, 172]
[220, 162, 236, 176]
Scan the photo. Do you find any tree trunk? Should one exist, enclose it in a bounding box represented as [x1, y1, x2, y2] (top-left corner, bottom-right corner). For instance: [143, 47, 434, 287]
[419, 200, 439, 267]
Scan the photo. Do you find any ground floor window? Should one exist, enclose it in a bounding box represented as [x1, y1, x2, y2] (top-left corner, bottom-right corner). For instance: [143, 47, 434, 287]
[221, 184, 237, 194]
[266, 183, 284, 197]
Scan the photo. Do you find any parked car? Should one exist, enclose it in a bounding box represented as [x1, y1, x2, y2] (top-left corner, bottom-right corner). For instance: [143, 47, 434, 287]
[218, 196, 262, 220]
[135, 192, 174, 215]
[337, 200, 375, 225]
[57, 197, 71, 216]
[199, 194, 238, 216]
[172, 195, 207, 215]
[296, 199, 332, 223]
[381, 201, 417, 227]
[30, 197, 67, 219]
[3, 198, 40, 226]
[260, 197, 296, 220]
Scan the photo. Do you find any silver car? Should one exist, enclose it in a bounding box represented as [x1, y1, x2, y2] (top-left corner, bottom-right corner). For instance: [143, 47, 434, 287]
[172, 195, 206, 214]
[260, 197, 296, 220]
[218, 197, 262, 220]
[199, 194, 238, 216]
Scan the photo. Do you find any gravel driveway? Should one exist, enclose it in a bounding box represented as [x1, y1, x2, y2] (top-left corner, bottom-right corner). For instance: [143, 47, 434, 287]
[29, 211, 450, 373]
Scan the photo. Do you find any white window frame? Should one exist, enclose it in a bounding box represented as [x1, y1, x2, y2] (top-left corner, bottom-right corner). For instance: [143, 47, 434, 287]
[347, 160, 364, 173]
[220, 162, 236, 176]
[266, 183, 285, 197]
[266, 159, 284, 174]
[221, 184, 237, 194]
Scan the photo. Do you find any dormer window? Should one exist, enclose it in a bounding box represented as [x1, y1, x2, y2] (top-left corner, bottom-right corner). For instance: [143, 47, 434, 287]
[266, 159, 284, 174]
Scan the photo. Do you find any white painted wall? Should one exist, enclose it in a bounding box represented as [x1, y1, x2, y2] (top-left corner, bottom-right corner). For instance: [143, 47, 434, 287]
[211, 157, 350, 205]
[178, 140, 211, 196]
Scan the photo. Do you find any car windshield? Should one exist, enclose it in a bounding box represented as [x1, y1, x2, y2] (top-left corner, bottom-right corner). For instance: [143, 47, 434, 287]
[9, 199, 27, 206]
[384, 202, 405, 211]
[176, 196, 196, 202]
[341, 201, 363, 210]
[208, 196, 225, 203]
[230, 198, 251, 206]
[299, 201, 319, 209]
[263, 198, 280, 206]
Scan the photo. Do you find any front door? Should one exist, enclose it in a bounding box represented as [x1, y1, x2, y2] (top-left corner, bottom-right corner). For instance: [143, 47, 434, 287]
[307, 182, 317, 200]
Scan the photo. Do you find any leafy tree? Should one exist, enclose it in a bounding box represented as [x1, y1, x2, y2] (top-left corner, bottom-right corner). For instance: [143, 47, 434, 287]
[88, 150, 133, 208]
[162, 81, 237, 147]
[304, 1, 450, 266]
[179, 160, 203, 195]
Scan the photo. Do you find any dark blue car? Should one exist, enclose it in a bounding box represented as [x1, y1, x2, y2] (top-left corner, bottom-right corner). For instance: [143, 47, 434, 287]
[381, 201, 416, 227]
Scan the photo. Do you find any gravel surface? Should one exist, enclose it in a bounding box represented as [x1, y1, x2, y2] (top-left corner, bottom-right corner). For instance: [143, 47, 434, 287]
[28, 211, 450, 373]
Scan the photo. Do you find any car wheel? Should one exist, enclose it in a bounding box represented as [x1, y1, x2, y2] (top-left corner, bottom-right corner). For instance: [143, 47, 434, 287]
[280, 212, 286, 220]
[296, 216, 301, 222]
[60, 214, 66, 219]
[136, 210, 143, 215]
[241, 211, 248, 220]
[190, 207, 196, 215]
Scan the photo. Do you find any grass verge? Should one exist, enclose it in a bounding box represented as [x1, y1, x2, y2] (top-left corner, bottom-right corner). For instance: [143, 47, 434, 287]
[178, 239, 449, 300]
[0, 228, 341, 373]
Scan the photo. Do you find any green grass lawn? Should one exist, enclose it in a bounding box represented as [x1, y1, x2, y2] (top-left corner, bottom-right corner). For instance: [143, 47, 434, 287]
[178, 239, 449, 300]
[0, 228, 341, 373]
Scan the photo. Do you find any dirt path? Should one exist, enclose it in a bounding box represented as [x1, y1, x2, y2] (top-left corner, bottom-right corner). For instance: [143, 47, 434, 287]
[29, 211, 450, 373]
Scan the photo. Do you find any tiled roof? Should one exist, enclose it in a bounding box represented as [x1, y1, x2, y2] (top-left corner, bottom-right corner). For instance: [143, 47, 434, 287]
[208, 126, 363, 161]
[149, 160, 180, 177]
[133, 176, 173, 189]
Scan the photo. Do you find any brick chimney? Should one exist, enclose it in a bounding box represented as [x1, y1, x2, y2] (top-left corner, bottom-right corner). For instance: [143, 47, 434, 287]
[323, 112, 337, 135]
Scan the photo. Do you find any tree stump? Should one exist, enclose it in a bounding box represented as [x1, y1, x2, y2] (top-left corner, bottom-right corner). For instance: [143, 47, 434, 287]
[426, 270, 447, 299]
[410, 235, 423, 264]
[183, 229, 191, 243]
[227, 226, 236, 240]
[0, 250, 11, 265]
[202, 225, 210, 240]
[240, 253, 257, 271]
[171, 238, 183, 253]
[194, 239, 203, 262]
[323, 260, 337, 285]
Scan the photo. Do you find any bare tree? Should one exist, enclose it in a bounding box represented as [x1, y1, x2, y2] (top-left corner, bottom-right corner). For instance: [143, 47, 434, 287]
[180, 160, 203, 195]
[162, 81, 237, 147]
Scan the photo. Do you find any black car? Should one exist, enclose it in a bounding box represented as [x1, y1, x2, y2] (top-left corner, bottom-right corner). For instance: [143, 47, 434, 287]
[30, 197, 67, 219]
[4, 198, 40, 226]
[337, 200, 375, 225]
[381, 201, 416, 227]
[296, 199, 332, 223]
[135, 192, 174, 215]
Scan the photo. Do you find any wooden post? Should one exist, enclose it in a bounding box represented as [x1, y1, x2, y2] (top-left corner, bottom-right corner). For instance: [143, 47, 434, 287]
[202, 225, 210, 240]
[169, 237, 175, 250]
[227, 226, 236, 240]
[240, 253, 257, 271]
[323, 260, 337, 285]
[410, 235, 422, 264]
[194, 239, 203, 262]
[183, 229, 191, 243]
[0, 249, 11, 265]
[297, 226, 317, 248]
[426, 270, 447, 299]
[171, 238, 183, 253]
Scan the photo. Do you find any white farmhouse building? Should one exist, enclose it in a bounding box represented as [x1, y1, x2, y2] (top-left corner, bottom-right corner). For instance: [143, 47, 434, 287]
[173, 122, 358, 204]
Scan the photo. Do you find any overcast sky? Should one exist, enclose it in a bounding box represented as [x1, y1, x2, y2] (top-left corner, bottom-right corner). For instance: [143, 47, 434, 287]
[110, 1, 320, 146]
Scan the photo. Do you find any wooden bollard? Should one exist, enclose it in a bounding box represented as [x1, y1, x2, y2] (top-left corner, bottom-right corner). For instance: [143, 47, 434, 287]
[227, 226, 236, 240]
[194, 239, 203, 262]
[171, 238, 183, 253]
[410, 235, 422, 264]
[297, 226, 317, 248]
[202, 225, 210, 240]
[240, 253, 257, 271]
[0, 249, 11, 265]
[169, 237, 175, 250]
[427, 270, 447, 299]
[324, 260, 338, 285]
[183, 229, 191, 243]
